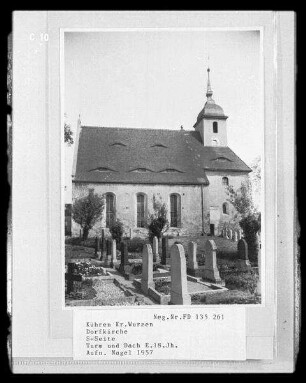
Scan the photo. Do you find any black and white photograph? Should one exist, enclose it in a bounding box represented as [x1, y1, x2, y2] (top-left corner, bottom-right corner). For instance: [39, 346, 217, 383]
[10, 11, 296, 373]
[64, 30, 263, 307]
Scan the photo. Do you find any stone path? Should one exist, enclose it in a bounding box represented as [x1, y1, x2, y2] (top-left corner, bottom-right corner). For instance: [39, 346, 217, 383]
[93, 279, 126, 300]
[104, 267, 156, 305]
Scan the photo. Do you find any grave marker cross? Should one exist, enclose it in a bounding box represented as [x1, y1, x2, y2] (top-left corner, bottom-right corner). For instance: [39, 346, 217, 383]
[65, 263, 83, 294]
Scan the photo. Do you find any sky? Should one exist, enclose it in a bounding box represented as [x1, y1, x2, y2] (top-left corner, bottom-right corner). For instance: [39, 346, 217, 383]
[64, 30, 262, 202]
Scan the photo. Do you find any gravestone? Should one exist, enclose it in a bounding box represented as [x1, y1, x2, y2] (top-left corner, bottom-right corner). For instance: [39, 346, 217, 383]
[203, 240, 222, 284]
[225, 229, 230, 239]
[111, 239, 117, 268]
[65, 263, 82, 294]
[141, 244, 154, 294]
[161, 237, 169, 265]
[152, 236, 160, 263]
[233, 231, 238, 242]
[119, 241, 129, 273]
[187, 241, 200, 277]
[100, 229, 106, 260]
[104, 239, 111, 266]
[229, 229, 233, 240]
[170, 244, 191, 305]
[94, 236, 100, 257]
[236, 239, 251, 271]
[238, 230, 243, 240]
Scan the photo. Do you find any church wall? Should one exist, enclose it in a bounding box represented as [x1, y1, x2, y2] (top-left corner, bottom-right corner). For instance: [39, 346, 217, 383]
[72, 182, 206, 239]
[205, 171, 249, 233]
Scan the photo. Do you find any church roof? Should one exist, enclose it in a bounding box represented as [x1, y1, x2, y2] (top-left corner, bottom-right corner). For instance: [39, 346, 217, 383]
[73, 126, 251, 185]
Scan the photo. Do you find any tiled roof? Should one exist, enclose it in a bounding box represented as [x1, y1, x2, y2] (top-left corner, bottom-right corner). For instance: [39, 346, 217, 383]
[73, 127, 251, 185]
[183, 131, 252, 173]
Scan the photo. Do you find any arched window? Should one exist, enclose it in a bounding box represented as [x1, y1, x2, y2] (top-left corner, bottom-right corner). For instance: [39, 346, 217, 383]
[213, 121, 218, 133]
[105, 193, 116, 228]
[137, 193, 147, 228]
[222, 177, 229, 186]
[212, 138, 219, 146]
[170, 194, 181, 227]
[222, 202, 229, 215]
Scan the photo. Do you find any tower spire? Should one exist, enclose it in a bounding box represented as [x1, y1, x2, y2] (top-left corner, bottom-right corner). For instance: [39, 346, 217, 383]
[206, 67, 213, 101]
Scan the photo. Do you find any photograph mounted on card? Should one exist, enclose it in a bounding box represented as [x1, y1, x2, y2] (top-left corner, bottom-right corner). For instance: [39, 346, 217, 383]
[11, 11, 295, 373]
[63, 29, 263, 310]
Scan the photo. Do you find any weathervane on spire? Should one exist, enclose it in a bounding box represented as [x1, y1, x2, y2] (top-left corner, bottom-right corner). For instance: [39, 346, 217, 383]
[206, 55, 213, 100]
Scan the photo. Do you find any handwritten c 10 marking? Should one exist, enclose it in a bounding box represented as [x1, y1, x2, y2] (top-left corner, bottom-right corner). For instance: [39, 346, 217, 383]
[30, 33, 49, 41]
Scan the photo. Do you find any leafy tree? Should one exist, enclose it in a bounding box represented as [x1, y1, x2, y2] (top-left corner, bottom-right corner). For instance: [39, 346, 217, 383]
[239, 214, 261, 263]
[226, 177, 255, 219]
[72, 191, 104, 240]
[226, 177, 261, 263]
[147, 195, 169, 242]
[109, 219, 124, 244]
[64, 122, 74, 146]
[249, 156, 261, 211]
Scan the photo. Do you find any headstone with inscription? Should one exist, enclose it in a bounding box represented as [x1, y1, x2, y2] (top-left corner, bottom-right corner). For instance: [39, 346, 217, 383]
[111, 239, 117, 267]
[119, 241, 129, 273]
[187, 241, 200, 277]
[152, 236, 160, 263]
[236, 239, 252, 271]
[170, 244, 191, 305]
[141, 244, 154, 294]
[161, 237, 169, 265]
[203, 240, 222, 284]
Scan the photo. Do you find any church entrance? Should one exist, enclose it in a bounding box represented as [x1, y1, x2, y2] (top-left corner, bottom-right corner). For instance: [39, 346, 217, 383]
[209, 206, 220, 236]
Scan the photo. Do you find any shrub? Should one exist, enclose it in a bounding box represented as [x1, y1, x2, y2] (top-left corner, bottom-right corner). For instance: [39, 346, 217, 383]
[154, 280, 171, 295]
[131, 263, 142, 275]
[239, 214, 261, 263]
[197, 290, 260, 305]
[65, 237, 96, 249]
[128, 237, 147, 253]
[109, 219, 124, 244]
[222, 270, 258, 294]
[72, 191, 104, 240]
[147, 195, 169, 241]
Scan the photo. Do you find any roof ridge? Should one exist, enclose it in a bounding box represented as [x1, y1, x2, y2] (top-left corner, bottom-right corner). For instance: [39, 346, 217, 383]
[81, 126, 194, 133]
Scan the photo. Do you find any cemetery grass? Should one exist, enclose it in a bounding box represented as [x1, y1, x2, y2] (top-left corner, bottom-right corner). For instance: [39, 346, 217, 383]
[192, 290, 261, 305]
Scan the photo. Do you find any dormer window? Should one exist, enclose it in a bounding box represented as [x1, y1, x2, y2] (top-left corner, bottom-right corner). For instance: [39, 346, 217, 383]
[130, 168, 154, 173]
[90, 167, 116, 172]
[212, 157, 232, 162]
[159, 169, 184, 173]
[110, 142, 127, 147]
[151, 143, 168, 148]
[213, 121, 218, 133]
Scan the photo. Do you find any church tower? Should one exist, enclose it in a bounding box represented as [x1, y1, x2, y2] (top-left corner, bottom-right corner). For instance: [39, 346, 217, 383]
[193, 68, 228, 146]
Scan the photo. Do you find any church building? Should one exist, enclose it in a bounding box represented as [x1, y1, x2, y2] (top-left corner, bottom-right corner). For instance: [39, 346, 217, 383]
[71, 68, 251, 238]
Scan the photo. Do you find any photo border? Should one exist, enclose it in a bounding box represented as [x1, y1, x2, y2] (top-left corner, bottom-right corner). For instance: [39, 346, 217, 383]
[11, 11, 295, 373]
